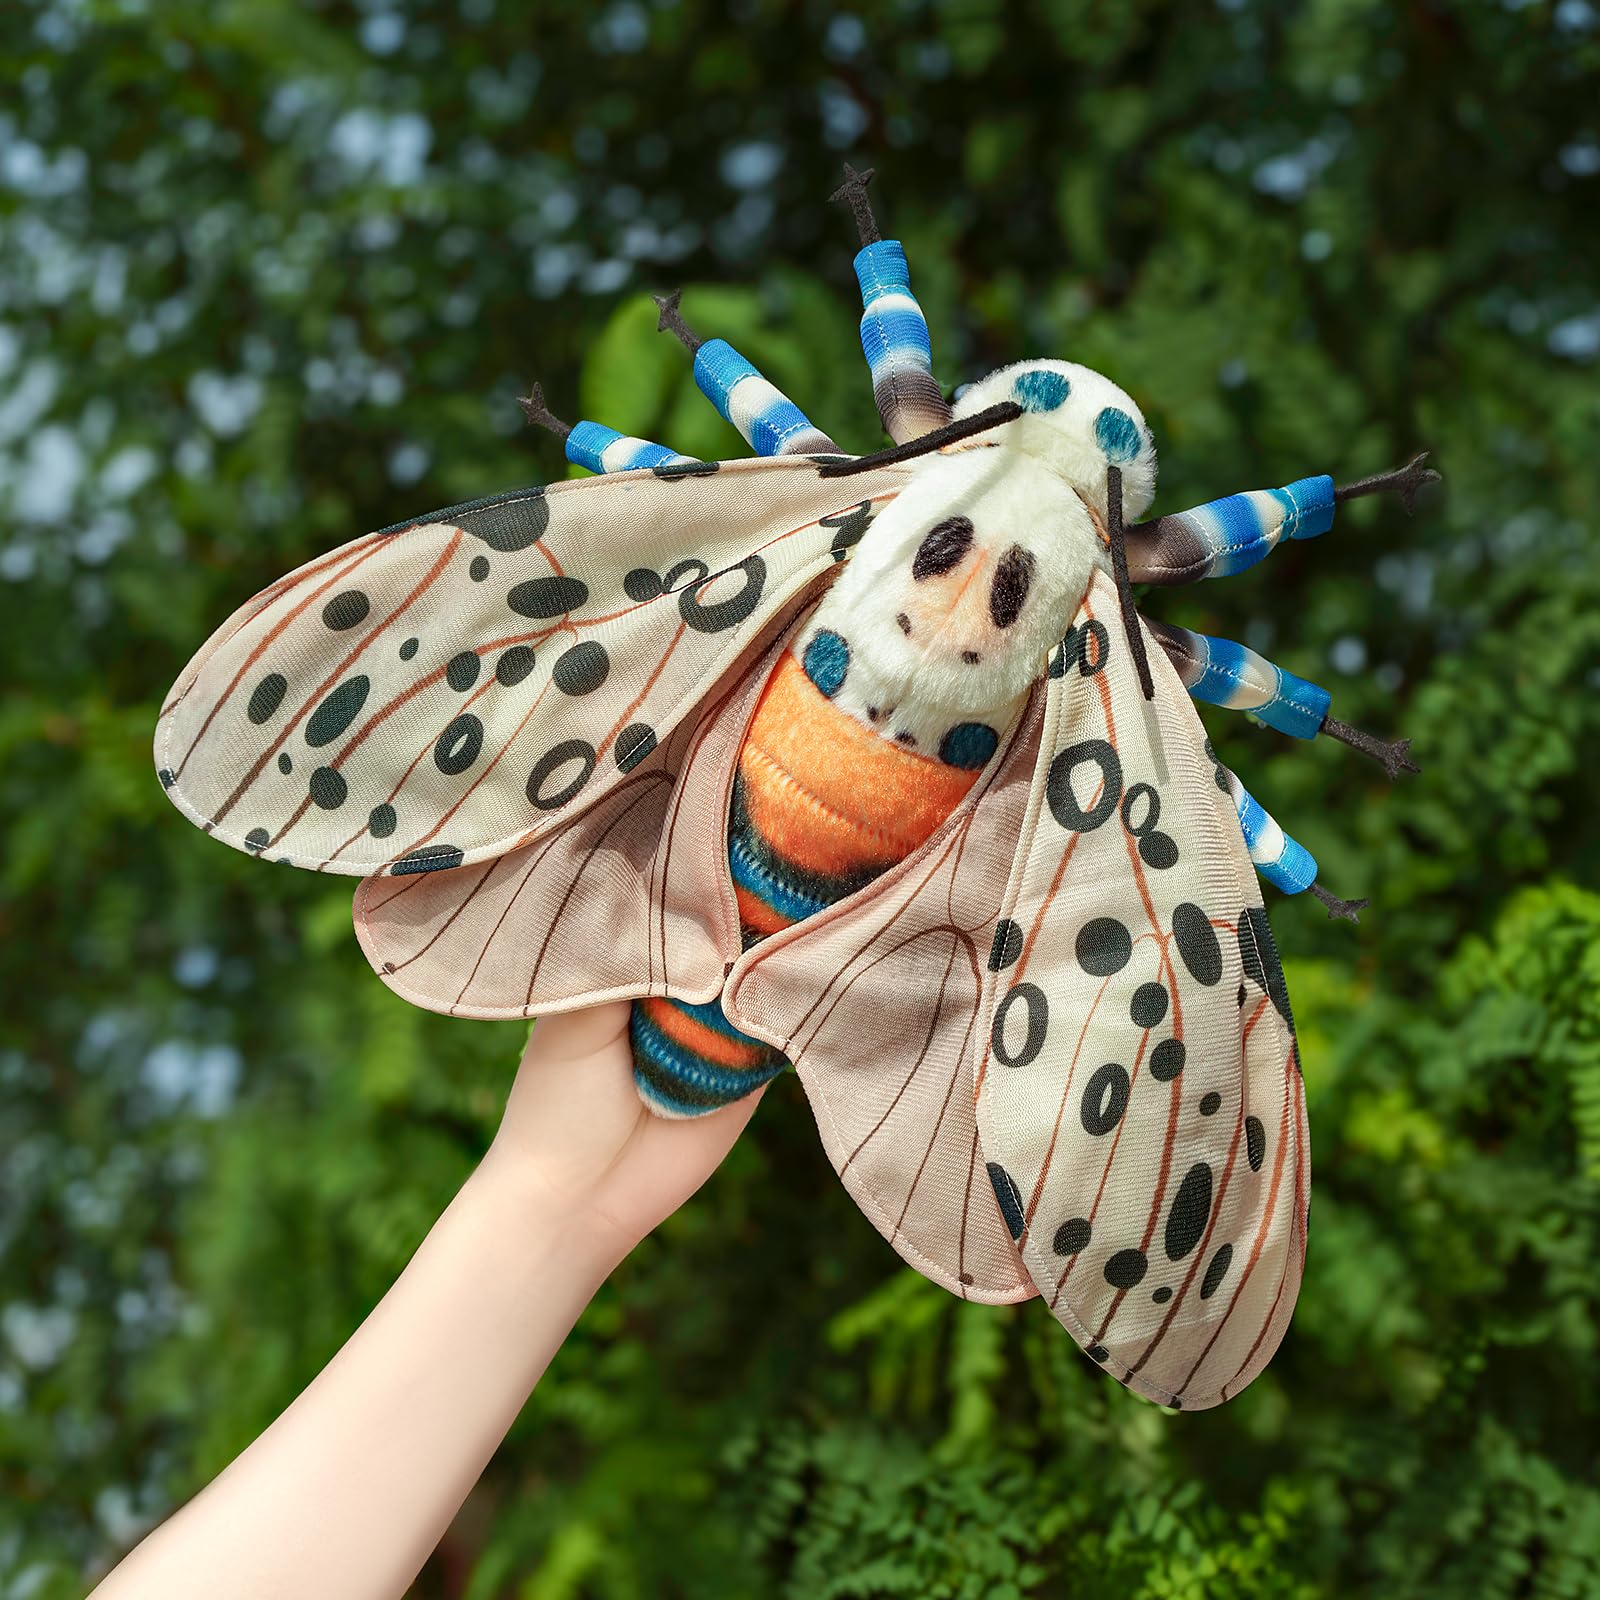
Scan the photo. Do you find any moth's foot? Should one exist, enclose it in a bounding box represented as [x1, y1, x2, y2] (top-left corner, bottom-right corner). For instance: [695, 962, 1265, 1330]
[829, 161, 881, 245]
[517, 382, 570, 440]
[1379, 736, 1420, 781]
[1320, 715, 1421, 780]
[1309, 882, 1369, 923]
[1334, 451, 1442, 515]
[651, 289, 702, 352]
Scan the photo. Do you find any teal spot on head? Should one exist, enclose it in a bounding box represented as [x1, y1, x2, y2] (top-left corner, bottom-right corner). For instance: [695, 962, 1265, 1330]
[802, 629, 850, 698]
[1094, 406, 1143, 463]
[1013, 369, 1071, 413]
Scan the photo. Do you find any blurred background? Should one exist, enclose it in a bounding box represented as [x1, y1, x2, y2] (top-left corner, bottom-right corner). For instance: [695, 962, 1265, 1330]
[3, 2, 1599, 1596]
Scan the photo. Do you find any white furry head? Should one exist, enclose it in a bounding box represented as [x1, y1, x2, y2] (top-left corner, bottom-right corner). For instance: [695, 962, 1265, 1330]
[800, 439, 1107, 749]
[953, 359, 1158, 523]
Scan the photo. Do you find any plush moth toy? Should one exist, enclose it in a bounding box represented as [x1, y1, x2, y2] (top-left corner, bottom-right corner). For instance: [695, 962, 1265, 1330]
[155, 166, 1434, 1410]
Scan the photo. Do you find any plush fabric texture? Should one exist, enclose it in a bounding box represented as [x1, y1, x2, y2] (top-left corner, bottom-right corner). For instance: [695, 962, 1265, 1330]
[952, 359, 1159, 524]
[631, 646, 985, 1117]
[1125, 474, 1335, 586]
[800, 442, 1103, 732]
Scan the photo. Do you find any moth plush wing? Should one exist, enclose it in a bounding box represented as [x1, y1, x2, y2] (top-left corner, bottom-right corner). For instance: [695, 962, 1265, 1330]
[721, 690, 1044, 1304]
[155, 458, 907, 876]
[975, 568, 1309, 1409]
[353, 596, 800, 1019]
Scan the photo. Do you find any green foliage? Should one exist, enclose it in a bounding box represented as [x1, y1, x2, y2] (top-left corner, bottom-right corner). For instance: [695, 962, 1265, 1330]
[2, 1, 1597, 1595]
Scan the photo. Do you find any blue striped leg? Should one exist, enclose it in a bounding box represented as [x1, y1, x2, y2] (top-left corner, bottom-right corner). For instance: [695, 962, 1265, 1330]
[1221, 766, 1367, 921]
[831, 164, 952, 444]
[652, 291, 841, 457]
[1126, 475, 1336, 586]
[517, 382, 699, 476]
[1126, 453, 1439, 586]
[1149, 621, 1419, 778]
[1149, 623, 1330, 738]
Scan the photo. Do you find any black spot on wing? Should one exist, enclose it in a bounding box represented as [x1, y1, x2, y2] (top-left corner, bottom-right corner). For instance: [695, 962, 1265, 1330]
[495, 645, 536, 686]
[247, 673, 288, 725]
[1053, 1217, 1091, 1256]
[1076, 917, 1131, 976]
[305, 676, 370, 748]
[552, 642, 609, 696]
[1080, 1063, 1130, 1135]
[457, 487, 549, 551]
[1239, 905, 1295, 1030]
[445, 651, 481, 692]
[508, 575, 588, 618]
[991, 983, 1047, 1069]
[1165, 1163, 1213, 1261]
[663, 559, 710, 592]
[434, 713, 484, 775]
[1150, 1038, 1186, 1081]
[1104, 1249, 1148, 1289]
[1200, 1242, 1234, 1299]
[308, 766, 348, 809]
[1047, 740, 1122, 833]
[988, 918, 1023, 971]
[321, 590, 370, 631]
[1130, 981, 1169, 1028]
[615, 722, 657, 772]
[986, 1162, 1025, 1240]
[1246, 1115, 1267, 1172]
[679, 555, 766, 633]
[392, 843, 465, 875]
[526, 739, 595, 810]
[819, 500, 875, 561]
[1173, 902, 1223, 986]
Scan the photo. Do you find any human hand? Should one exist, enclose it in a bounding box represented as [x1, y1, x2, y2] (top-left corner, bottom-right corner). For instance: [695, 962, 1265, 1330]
[91, 998, 763, 1600]
[479, 1002, 767, 1266]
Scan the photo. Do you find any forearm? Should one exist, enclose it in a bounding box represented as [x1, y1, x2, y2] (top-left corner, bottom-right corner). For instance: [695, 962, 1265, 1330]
[93, 1162, 624, 1600]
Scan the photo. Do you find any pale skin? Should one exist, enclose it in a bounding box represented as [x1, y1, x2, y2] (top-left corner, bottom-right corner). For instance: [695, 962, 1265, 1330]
[90, 1003, 764, 1600]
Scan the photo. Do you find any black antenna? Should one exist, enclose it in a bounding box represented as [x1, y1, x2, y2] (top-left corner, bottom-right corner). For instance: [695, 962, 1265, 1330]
[1107, 465, 1155, 701]
[817, 400, 1022, 477]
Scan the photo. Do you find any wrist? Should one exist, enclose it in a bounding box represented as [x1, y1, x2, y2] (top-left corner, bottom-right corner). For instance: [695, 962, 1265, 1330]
[465, 1146, 637, 1284]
